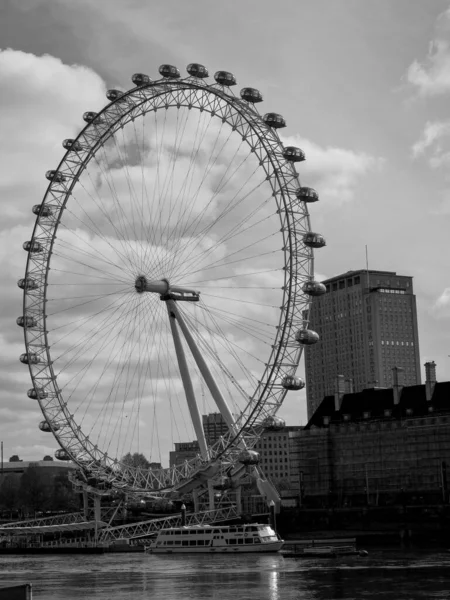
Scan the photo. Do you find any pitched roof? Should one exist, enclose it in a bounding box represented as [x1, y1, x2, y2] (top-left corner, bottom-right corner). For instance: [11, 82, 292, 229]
[305, 380, 450, 428]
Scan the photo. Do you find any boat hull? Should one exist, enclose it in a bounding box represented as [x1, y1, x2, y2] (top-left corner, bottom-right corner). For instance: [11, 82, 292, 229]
[146, 541, 284, 554]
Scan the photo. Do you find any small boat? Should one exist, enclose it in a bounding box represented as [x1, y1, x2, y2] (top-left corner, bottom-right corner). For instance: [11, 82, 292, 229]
[145, 523, 284, 554]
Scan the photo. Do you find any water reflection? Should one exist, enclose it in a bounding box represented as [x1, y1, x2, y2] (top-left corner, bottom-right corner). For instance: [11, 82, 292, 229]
[268, 568, 279, 600]
[0, 549, 449, 599]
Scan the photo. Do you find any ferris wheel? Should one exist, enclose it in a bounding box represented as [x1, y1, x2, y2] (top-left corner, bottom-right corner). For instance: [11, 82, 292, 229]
[18, 63, 326, 496]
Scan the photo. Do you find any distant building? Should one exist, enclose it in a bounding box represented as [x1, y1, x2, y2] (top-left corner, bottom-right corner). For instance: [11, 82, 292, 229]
[169, 441, 200, 467]
[253, 426, 302, 492]
[202, 413, 229, 446]
[0, 457, 76, 486]
[149, 462, 162, 470]
[305, 269, 421, 418]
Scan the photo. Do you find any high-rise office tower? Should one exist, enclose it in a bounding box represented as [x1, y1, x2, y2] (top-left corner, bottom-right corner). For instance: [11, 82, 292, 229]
[202, 413, 229, 446]
[305, 270, 421, 418]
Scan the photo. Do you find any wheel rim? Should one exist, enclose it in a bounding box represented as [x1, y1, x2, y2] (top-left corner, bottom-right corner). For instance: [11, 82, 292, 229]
[21, 70, 315, 493]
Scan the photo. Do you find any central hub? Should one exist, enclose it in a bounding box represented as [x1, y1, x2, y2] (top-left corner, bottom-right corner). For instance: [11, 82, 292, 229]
[134, 276, 200, 301]
[135, 275, 147, 293]
[135, 276, 170, 295]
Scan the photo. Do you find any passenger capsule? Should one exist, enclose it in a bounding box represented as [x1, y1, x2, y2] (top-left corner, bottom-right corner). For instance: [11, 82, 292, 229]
[240, 87, 263, 103]
[262, 416, 286, 431]
[55, 448, 71, 461]
[295, 329, 320, 345]
[39, 420, 60, 433]
[106, 89, 126, 102]
[16, 316, 37, 328]
[303, 232, 326, 248]
[28, 387, 48, 400]
[62, 139, 82, 151]
[263, 113, 286, 129]
[17, 277, 38, 290]
[281, 375, 305, 391]
[20, 352, 39, 364]
[45, 170, 66, 183]
[296, 187, 319, 203]
[186, 63, 209, 78]
[131, 73, 152, 86]
[83, 111, 104, 124]
[214, 71, 237, 86]
[238, 450, 260, 465]
[23, 241, 43, 253]
[302, 281, 327, 296]
[283, 146, 305, 162]
[32, 204, 53, 218]
[158, 64, 180, 79]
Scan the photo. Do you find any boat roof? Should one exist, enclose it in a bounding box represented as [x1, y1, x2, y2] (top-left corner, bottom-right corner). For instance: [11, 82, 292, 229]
[161, 523, 268, 531]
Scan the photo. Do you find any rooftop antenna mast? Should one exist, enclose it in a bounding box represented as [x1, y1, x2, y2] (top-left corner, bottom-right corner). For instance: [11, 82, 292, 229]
[365, 245, 370, 289]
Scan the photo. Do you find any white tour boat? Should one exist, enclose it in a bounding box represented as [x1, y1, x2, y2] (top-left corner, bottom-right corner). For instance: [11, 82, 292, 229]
[145, 523, 284, 553]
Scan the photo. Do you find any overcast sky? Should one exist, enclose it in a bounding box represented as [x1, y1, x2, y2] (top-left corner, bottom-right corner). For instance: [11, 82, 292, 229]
[2, 0, 450, 463]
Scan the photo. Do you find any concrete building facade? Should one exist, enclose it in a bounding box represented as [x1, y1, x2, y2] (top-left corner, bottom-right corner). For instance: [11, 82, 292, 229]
[253, 426, 302, 492]
[305, 269, 421, 417]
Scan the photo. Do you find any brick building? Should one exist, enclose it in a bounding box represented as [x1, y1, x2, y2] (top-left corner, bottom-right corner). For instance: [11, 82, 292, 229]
[297, 362, 450, 506]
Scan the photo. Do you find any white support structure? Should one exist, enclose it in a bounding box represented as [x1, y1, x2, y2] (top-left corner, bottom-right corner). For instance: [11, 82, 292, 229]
[166, 303, 209, 460]
[167, 299, 238, 438]
[98, 505, 241, 542]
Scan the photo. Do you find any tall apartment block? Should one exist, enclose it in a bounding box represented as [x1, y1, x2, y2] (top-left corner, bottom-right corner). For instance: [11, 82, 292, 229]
[305, 270, 421, 418]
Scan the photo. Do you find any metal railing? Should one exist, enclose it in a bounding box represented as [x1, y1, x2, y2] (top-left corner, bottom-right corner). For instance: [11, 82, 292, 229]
[98, 505, 240, 542]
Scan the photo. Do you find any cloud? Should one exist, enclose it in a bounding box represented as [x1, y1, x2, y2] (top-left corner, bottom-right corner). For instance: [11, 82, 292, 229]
[412, 119, 450, 171]
[412, 120, 450, 157]
[406, 8, 450, 96]
[431, 287, 450, 319]
[0, 48, 107, 225]
[282, 134, 382, 205]
[0, 48, 107, 460]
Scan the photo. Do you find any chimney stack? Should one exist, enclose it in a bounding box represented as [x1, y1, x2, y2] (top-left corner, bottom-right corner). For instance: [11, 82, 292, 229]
[334, 374, 346, 411]
[392, 366, 404, 405]
[425, 361, 437, 401]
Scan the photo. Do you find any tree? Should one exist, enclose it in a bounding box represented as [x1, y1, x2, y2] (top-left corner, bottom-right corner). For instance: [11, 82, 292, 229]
[121, 453, 151, 469]
[0, 475, 20, 516]
[20, 466, 51, 513]
[51, 472, 79, 512]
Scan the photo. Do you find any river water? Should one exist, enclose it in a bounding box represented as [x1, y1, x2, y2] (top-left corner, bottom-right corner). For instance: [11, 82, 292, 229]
[0, 548, 449, 599]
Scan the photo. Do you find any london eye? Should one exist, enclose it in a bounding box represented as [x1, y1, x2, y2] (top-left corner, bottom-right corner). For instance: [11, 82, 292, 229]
[18, 63, 326, 500]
